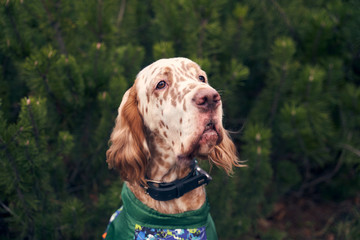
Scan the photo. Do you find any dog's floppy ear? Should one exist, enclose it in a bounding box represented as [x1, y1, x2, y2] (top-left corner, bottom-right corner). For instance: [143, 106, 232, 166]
[209, 129, 244, 174]
[106, 85, 150, 185]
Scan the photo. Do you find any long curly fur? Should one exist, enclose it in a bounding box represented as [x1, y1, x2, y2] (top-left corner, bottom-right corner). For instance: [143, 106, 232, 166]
[106, 86, 150, 186]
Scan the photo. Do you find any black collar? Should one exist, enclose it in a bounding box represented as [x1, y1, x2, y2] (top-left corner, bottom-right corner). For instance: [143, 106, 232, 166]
[142, 162, 212, 201]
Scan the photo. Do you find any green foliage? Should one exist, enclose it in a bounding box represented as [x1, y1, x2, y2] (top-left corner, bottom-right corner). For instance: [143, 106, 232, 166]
[1, 97, 61, 239]
[60, 198, 87, 238]
[259, 228, 287, 240]
[153, 41, 175, 59]
[275, 160, 302, 195]
[1, 0, 359, 239]
[333, 207, 360, 240]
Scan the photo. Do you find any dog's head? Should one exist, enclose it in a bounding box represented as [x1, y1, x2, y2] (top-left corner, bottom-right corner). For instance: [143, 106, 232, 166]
[106, 57, 240, 184]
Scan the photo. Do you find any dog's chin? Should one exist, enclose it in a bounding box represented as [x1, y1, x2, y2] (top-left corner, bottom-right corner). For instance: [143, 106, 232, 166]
[178, 124, 220, 161]
[196, 129, 218, 155]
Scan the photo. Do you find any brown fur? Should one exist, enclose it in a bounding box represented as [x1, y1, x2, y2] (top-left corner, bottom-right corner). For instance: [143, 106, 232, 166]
[106, 86, 150, 186]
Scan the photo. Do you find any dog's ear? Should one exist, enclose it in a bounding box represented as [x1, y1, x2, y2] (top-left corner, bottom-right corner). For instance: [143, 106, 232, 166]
[209, 129, 244, 174]
[106, 86, 150, 185]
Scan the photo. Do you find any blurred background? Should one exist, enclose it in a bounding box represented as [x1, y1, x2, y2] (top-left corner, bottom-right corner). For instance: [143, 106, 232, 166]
[0, 0, 359, 239]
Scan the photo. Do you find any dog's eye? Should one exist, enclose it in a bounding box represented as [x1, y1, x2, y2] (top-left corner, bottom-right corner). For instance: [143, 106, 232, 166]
[156, 80, 167, 89]
[199, 75, 206, 82]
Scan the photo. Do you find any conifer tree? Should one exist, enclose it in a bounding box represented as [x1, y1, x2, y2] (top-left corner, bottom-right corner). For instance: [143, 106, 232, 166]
[1, 0, 359, 239]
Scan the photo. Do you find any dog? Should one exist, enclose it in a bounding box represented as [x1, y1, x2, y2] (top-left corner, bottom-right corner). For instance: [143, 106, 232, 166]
[103, 57, 241, 240]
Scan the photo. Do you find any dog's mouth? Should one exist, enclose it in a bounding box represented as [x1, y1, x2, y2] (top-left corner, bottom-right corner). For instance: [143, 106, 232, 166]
[198, 121, 219, 145]
[193, 120, 221, 157]
[177, 120, 222, 161]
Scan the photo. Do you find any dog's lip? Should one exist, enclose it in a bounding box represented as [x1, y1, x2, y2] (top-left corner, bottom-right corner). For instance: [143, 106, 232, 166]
[203, 122, 216, 132]
[199, 121, 219, 143]
[202, 120, 220, 136]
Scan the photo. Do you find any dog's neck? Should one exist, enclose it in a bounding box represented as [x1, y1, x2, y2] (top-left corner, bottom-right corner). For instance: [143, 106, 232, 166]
[127, 136, 206, 214]
[128, 131, 206, 214]
[147, 155, 193, 182]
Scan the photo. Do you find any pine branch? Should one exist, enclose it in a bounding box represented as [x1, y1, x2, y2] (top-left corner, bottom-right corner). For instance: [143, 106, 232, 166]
[42, 73, 62, 114]
[33, 60, 64, 115]
[40, 0, 68, 55]
[97, 0, 103, 42]
[311, 28, 322, 64]
[93, 47, 100, 86]
[2, 143, 35, 237]
[0, 200, 25, 226]
[291, 116, 312, 182]
[340, 143, 360, 157]
[23, 135, 43, 204]
[269, 64, 287, 125]
[296, 150, 344, 197]
[4, 3, 26, 54]
[304, 95, 329, 160]
[4, 146, 25, 207]
[197, 18, 208, 58]
[294, 122, 351, 197]
[0, 126, 24, 148]
[26, 99, 40, 149]
[116, 0, 126, 29]
[268, 0, 303, 49]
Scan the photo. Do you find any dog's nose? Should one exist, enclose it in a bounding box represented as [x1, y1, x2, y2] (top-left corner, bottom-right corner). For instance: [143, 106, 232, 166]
[193, 88, 221, 111]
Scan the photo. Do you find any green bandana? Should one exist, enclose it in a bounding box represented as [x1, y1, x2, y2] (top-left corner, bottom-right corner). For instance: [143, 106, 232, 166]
[103, 183, 218, 240]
